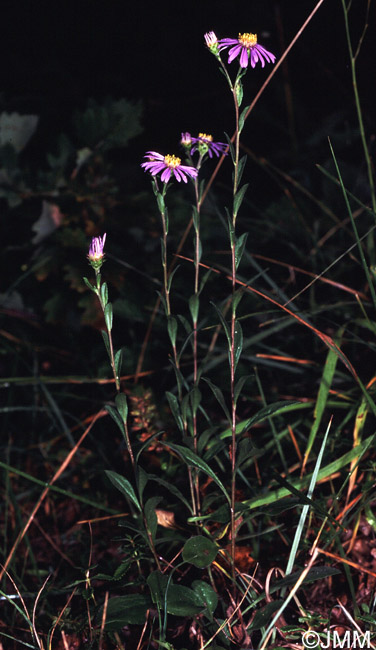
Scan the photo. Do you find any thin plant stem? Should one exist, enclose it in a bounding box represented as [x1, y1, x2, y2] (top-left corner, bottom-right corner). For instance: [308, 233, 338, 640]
[134, 0, 328, 381]
[151, 178, 199, 519]
[157, 184, 172, 318]
[95, 269, 120, 392]
[341, 0, 376, 216]
[230, 80, 240, 585]
[191, 155, 205, 515]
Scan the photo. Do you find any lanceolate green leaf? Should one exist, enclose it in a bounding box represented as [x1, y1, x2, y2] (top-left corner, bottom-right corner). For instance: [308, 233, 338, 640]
[219, 400, 301, 439]
[163, 442, 230, 504]
[189, 294, 199, 324]
[167, 315, 178, 347]
[100, 281, 108, 306]
[104, 302, 113, 331]
[83, 276, 94, 292]
[303, 332, 341, 466]
[234, 320, 243, 371]
[105, 404, 126, 439]
[136, 466, 149, 502]
[145, 496, 162, 541]
[233, 184, 249, 218]
[235, 232, 248, 270]
[166, 391, 184, 434]
[202, 377, 231, 423]
[114, 348, 123, 379]
[148, 474, 193, 514]
[101, 329, 111, 357]
[105, 470, 141, 512]
[115, 393, 128, 421]
[211, 302, 231, 353]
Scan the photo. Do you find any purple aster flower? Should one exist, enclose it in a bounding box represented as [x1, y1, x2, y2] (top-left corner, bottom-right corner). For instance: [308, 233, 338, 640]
[180, 132, 193, 148]
[190, 133, 228, 159]
[218, 32, 276, 69]
[88, 233, 106, 269]
[141, 151, 198, 183]
[204, 31, 219, 55]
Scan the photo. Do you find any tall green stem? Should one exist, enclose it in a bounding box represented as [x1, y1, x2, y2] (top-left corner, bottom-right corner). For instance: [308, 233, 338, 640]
[229, 84, 241, 584]
[95, 270, 120, 392]
[341, 0, 376, 216]
[191, 159, 204, 515]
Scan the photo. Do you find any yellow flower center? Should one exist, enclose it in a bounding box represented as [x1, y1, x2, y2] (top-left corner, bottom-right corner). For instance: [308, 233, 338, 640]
[238, 32, 257, 48]
[164, 154, 181, 168]
[198, 133, 213, 142]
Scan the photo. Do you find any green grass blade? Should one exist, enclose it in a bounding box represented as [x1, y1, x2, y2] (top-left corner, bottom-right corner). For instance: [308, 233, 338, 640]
[285, 418, 332, 579]
[302, 330, 341, 470]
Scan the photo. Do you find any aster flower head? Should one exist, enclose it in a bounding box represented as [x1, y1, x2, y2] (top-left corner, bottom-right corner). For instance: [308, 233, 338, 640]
[88, 233, 106, 270]
[180, 132, 193, 149]
[190, 133, 228, 159]
[204, 31, 220, 56]
[218, 32, 276, 69]
[141, 151, 198, 184]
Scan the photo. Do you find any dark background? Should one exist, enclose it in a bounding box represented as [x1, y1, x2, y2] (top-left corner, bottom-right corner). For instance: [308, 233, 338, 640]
[1, 0, 375, 159]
